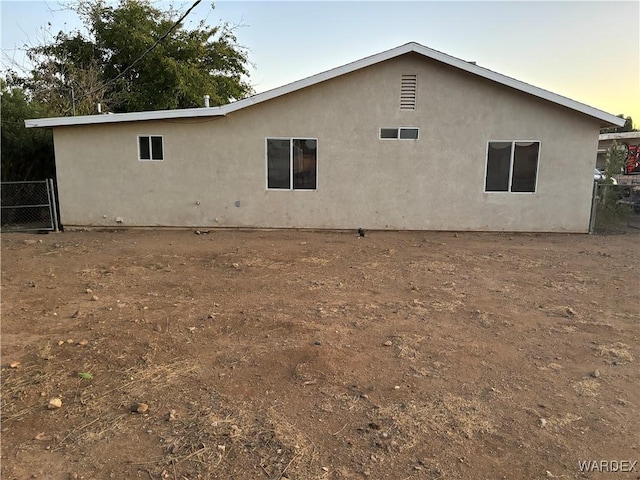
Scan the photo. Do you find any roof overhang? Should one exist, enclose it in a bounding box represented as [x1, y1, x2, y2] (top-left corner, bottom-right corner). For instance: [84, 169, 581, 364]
[25, 42, 626, 129]
[599, 131, 640, 141]
[25, 106, 226, 128]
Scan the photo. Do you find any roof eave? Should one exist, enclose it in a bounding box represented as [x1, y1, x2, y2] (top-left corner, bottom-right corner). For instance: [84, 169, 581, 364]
[405, 44, 625, 128]
[24, 107, 226, 128]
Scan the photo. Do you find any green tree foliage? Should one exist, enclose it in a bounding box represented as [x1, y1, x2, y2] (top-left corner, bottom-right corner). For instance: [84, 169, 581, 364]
[23, 0, 253, 114]
[594, 141, 633, 232]
[1, 79, 55, 181]
[600, 114, 637, 134]
[23, 32, 106, 116]
[603, 140, 627, 180]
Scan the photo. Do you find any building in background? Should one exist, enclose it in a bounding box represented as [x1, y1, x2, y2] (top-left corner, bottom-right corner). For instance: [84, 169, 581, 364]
[597, 132, 640, 181]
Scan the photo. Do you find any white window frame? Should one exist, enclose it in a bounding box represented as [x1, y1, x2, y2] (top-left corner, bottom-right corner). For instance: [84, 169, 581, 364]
[138, 134, 164, 161]
[483, 140, 541, 194]
[265, 137, 318, 191]
[379, 127, 419, 140]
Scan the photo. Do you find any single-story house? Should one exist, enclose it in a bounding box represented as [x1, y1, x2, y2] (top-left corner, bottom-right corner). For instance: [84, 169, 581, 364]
[26, 42, 624, 232]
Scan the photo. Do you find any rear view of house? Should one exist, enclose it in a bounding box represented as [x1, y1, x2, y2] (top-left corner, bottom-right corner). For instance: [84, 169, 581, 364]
[26, 42, 624, 232]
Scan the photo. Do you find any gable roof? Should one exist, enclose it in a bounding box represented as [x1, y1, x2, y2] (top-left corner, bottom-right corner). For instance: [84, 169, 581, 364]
[25, 42, 625, 129]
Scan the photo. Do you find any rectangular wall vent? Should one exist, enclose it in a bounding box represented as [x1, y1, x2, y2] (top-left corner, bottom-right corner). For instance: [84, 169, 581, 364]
[400, 74, 417, 110]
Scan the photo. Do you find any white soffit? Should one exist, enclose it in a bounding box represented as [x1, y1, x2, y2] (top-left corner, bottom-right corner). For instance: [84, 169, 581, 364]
[25, 42, 625, 129]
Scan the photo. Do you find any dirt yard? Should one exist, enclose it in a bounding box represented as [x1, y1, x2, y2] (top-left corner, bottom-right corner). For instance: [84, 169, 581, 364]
[1, 229, 638, 480]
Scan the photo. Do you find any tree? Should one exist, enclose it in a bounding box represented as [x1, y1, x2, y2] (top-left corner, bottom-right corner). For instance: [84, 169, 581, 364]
[603, 140, 627, 181]
[24, 31, 107, 116]
[600, 114, 637, 134]
[594, 141, 633, 232]
[0, 79, 55, 181]
[22, 0, 253, 114]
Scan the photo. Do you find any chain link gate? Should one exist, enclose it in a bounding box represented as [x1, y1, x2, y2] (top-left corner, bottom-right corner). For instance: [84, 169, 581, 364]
[1, 179, 59, 232]
[590, 180, 640, 233]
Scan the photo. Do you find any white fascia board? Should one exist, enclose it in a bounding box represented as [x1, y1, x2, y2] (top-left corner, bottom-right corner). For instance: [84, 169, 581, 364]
[406, 43, 625, 127]
[25, 106, 226, 128]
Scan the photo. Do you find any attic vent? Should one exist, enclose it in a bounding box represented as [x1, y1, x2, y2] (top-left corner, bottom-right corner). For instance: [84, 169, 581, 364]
[400, 74, 417, 110]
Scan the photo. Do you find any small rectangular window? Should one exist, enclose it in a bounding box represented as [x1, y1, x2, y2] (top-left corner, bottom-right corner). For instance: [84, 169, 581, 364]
[380, 128, 419, 140]
[138, 135, 164, 161]
[267, 138, 317, 190]
[485, 141, 540, 193]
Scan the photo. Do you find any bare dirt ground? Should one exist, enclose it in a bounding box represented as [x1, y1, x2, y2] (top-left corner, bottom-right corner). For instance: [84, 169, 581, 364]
[1, 229, 638, 480]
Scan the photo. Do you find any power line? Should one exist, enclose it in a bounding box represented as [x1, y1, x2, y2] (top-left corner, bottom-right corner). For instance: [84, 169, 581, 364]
[3, 0, 205, 113]
[99, 0, 202, 92]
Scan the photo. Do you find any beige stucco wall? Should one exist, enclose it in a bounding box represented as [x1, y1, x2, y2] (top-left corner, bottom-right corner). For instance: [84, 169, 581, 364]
[52, 52, 602, 232]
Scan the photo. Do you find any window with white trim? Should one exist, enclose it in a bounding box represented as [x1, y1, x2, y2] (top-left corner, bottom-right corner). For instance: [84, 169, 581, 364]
[267, 138, 317, 190]
[485, 141, 540, 193]
[380, 127, 419, 140]
[138, 135, 164, 161]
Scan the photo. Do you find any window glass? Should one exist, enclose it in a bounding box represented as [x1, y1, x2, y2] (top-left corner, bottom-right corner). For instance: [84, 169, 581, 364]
[293, 139, 317, 190]
[139, 136, 151, 160]
[399, 128, 419, 140]
[511, 142, 539, 192]
[151, 136, 163, 160]
[485, 142, 512, 192]
[380, 128, 399, 139]
[267, 139, 291, 189]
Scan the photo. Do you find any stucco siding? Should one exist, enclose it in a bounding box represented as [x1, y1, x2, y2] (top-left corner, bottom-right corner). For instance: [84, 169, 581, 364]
[53, 53, 601, 232]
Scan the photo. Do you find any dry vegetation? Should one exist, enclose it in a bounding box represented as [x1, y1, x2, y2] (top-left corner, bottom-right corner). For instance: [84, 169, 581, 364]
[1, 229, 639, 479]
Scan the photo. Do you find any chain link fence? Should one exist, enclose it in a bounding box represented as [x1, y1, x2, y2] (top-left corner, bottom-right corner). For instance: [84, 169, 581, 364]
[1, 179, 59, 232]
[590, 181, 640, 233]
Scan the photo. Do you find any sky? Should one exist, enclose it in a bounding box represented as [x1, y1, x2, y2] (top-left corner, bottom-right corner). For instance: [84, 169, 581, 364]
[1, 0, 639, 124]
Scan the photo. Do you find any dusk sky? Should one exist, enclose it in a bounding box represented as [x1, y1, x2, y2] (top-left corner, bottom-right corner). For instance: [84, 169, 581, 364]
[1, 0, 638, 124]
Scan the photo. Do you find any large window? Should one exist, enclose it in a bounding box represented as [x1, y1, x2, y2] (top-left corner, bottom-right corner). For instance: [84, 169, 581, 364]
[485, 141, 540, 193]
[267, 138, 317, 190]
[138, 135, 164, 161]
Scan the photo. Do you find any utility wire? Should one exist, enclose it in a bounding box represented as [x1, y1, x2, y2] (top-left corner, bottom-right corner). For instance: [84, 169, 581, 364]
[4, 0, 204, 113]
[101, 0, 201, 89]
[94, 0, 202, 93]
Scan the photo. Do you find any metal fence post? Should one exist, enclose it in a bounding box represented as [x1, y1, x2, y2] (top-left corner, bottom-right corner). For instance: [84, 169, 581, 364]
[588, 180, 598, 234]
[47, 178, 60, 231]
